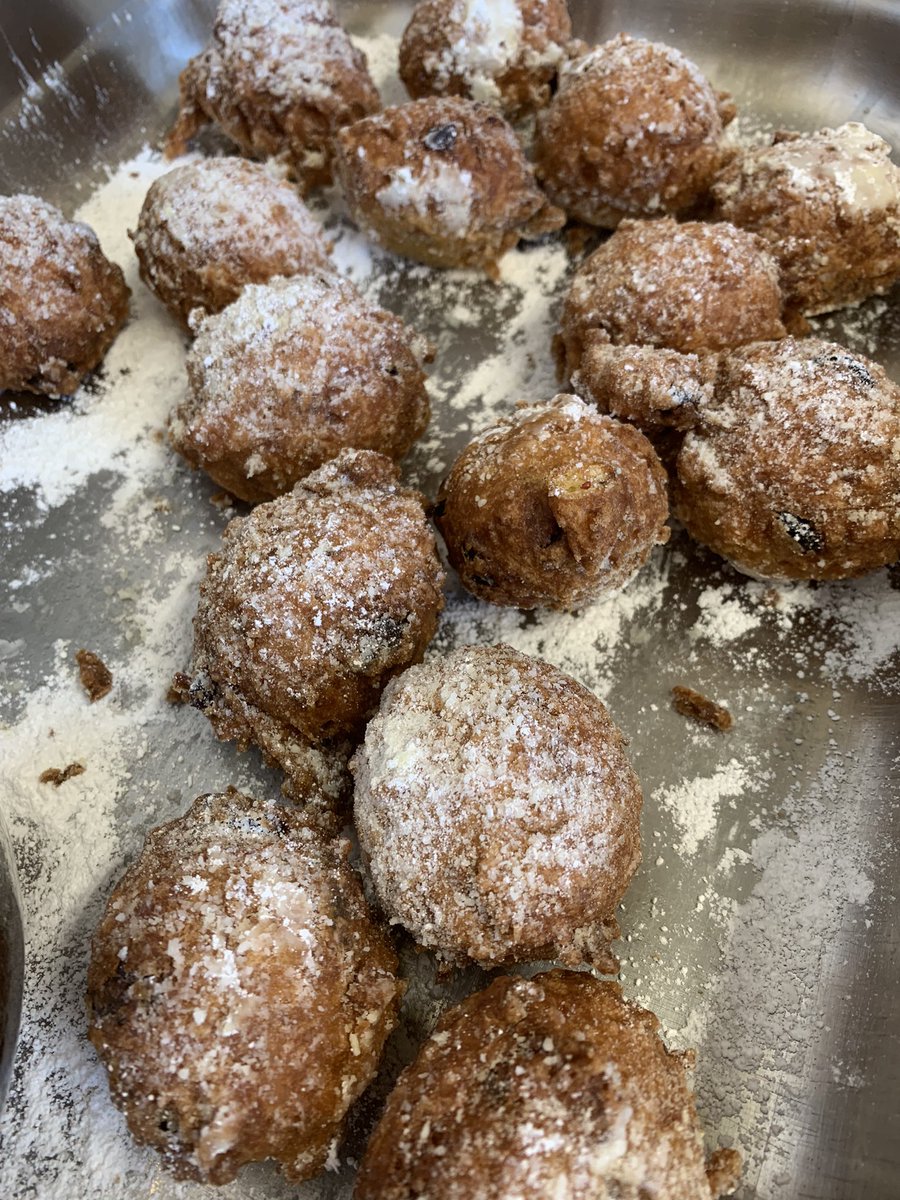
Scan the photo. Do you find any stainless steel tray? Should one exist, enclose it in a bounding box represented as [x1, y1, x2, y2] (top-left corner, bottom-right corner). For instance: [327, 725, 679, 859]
[1, 2, 899, 1198]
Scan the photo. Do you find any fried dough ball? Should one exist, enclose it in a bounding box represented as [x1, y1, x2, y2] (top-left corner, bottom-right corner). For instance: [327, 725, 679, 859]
[87, 789, 402, 1185]
[711, 122, 900, 315]
[353, 644, 642, 969]
[533, 35, 735, 228]
[167, 0, 380, 193]
[170, 274, 431, 503]
[557, 218, 787, 378]
[583, 338, 900, 580]
[434, 395, 669, 610]
[334, 97, 565, 273]
[188, 450, 445, 809]
[356, 971, 741, 1200]
[398, 0, 573, 121]
[131, 158, 331, 330]
[0, 195, 130, 397]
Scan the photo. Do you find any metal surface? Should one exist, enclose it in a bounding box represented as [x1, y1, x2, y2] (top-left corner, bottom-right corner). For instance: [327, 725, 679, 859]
[0, 2, 899, 1198]
[0, 810, 23, 1118]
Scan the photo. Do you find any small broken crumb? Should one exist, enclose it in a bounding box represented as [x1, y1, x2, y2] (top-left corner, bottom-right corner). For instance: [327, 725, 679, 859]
[40, 762, 86, 787]
[167, 672, 191, 705]
[76, 649, 113, 702]
[672, 685, 733, 731]
[209, 490, 236, 510]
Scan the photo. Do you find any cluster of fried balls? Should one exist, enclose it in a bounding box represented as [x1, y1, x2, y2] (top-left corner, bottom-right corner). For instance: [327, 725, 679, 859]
[4, 0, 900, 1194]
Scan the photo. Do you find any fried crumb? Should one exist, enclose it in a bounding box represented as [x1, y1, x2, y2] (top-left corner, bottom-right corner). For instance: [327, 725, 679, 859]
[76, 649, 113, 702]
[672, 685, 733, 731]
[40, 762, 86, 786]
[167, 672, 191, 705]
[209, 490, 236, 510]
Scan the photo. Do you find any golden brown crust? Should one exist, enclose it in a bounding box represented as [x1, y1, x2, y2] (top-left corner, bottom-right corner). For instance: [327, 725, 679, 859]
[131, 158, 332, 330]
[356, 971, 740, 1200]
[170, 274, 431, 503]
[189, 450, 446, 809]
[435, 395, 670, 610]
[711, 122, 900, 315]
[334, 96, 564, 272]
[533, 34, 734, 228]
[352, 644, 642, 969]
[398, 0, 574, 121]
[166, 0, 381, 193]
[0, 195, 130, 397]
[87, 789, 402, 1185]
[558, 218, 786, 378]
[672, 338, 900, 580]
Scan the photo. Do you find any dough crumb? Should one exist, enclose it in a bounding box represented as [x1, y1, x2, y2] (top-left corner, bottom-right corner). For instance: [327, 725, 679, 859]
[76, 649, 113, 702]
[672, 685, 733, 731]
[39, 763, 86, 787]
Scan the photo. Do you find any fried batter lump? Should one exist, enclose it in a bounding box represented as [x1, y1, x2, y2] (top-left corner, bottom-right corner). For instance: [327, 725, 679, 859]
[356, 971, 742, 1200]
[712, 122, 900, 315]
[533, 34, 735, 228]
[170, 274, 431, 503]
[167, 0, 380, 193]
[435, 395, 669, 610]
[131, 158, 331, 330]
[583, 338, 900, 580]
[87, 789, 402, 1185]
[353, 643, 642, 970]
[0, 195, 130, 397]
[188, 450, 445, 808]
[557, 217, 786, 378]
[334, 96, 565, 273]
[398, 0, 573, 121]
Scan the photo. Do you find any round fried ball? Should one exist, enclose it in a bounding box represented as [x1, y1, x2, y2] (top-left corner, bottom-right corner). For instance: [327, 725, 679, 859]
[435, 395, 669, 610]
[671, 338, 900, 580]
[353, 643, 642, 969]
[533, 34, 735, 228]
[398, 0, 573, 121]
[87, 789, 402, 1185]
[0, 194, 130, 397]
[167, 0, 381, 194]
[557, 217, 787, 378]
[334, 97, 565, 273]
[170, 274, 431, 503]
[356, 971, 742, 1200]
[189, 449, 446, 805]
[131, 158, 331, 330]
[712, 122, 900, 316]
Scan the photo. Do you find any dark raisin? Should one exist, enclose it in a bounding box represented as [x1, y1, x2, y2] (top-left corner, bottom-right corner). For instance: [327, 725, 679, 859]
[187, 673, 217, 710]
[431, 498, 446, 519]
[820, 353, 874, 387]
[473, 573, 495, 588]
[778, 512, 824, 554]
[423, 123, 458, 152]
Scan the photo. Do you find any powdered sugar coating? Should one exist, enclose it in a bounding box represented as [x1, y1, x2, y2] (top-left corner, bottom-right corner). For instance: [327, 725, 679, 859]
[131, 158, 331, 329]
[353, 643, 642, 968]
[87, 789, 402, 1185]
[534, 34, 735, 227]
[335, 96, 565, 272]
[167, 0, 381, 192]
[398, 0, 572, 120]
[189, 449, 445, 810]
[712, 121, 900, 315]
[171, 274, 430, 502]
[0, 194, 130, 396]
[673, 337, 900, 580]
[435, 394, 670, 610]
[357, 971, 740, 1200]
[557, 218, 787, 376]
